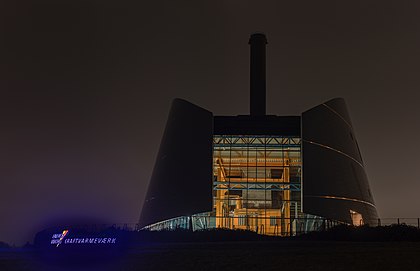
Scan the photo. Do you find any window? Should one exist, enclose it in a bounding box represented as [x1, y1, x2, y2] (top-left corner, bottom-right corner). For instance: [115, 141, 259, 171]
[270, 216, 279, 226]
[238, 215, 247, 226]
[213, 135, 302, 235]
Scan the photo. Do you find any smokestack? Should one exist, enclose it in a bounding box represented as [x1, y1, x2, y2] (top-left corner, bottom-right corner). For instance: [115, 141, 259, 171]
[249, 33, 267, 116]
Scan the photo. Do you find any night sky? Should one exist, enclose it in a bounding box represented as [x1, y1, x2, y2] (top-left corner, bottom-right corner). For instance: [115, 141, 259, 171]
[2, 0, 420, 245]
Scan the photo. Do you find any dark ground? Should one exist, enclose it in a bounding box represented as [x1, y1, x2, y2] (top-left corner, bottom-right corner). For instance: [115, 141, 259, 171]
[123, 241, 420, 271]
[2, 241, 420, 271]
[3, 226, 420, 271]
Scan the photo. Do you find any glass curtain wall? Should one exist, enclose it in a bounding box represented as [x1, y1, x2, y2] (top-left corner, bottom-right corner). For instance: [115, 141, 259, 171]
[213, 135, 302, 236]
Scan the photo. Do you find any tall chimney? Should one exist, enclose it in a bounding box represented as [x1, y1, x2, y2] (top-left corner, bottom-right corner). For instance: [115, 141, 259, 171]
[249, 33, 267, 116]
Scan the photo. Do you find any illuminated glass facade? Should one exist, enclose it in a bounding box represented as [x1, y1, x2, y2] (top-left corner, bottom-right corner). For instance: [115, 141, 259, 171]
[212, 135, 302, 235]
[142, 133, 327, 235]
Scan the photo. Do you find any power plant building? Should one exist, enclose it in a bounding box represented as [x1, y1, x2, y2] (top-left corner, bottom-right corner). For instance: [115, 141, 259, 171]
[139, 34, 379, 235]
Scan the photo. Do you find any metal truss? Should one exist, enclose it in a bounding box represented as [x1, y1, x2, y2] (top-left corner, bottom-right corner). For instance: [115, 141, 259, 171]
[214, 181, 301, 192]
[213, 135, 302, 146]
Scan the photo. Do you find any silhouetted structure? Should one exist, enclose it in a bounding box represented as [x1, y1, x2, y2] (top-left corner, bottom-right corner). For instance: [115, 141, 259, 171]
[139, 33, 378, 235]
[249, 33, 267, 116]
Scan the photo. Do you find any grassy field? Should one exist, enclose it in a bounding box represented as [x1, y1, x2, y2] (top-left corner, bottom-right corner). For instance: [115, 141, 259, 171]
[2, 241, 420, 271]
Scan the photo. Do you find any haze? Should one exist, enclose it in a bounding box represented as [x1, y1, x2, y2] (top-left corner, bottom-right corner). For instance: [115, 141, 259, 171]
[1, 0, 420, 245]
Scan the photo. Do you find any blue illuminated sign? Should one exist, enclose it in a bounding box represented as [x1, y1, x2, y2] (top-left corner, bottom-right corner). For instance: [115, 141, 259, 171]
[50, 230, 118, 247]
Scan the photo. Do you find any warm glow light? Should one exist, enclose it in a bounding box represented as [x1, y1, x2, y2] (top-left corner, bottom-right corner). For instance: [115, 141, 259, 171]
[308, 195, 375, 208]
[213, 135, 302, 236]
[303, 140, 363, 168]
